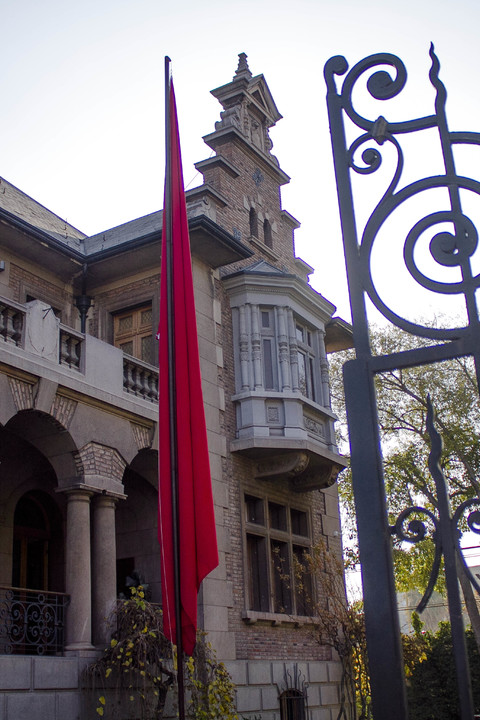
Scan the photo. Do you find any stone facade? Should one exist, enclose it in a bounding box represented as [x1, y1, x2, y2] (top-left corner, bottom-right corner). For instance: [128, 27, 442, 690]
[0, 54, 352, 719]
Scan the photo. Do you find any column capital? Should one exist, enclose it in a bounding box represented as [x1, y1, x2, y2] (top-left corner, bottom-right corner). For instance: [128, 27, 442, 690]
[57, 483, 126, 501]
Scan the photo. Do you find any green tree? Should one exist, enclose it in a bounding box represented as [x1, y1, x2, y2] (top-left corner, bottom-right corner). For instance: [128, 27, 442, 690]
[329, 323, 480, 644]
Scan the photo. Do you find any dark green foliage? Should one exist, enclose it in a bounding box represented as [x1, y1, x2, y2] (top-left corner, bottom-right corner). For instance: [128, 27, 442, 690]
[407, 623, 480, 719]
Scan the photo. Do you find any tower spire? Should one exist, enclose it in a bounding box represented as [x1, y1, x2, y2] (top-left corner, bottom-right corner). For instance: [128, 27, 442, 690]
[234, 52, 252, 80]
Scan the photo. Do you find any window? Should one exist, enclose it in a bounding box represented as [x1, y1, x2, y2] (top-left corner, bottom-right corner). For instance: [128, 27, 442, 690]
[263, 219, 273, 248]
[280, 690, 307, 720]
[113, 304, 153, 364]
[245, 494, 312, 615]
[295, 322, 317, 401]
[249, 208, 258, 238]
[260, 308, 277, 390]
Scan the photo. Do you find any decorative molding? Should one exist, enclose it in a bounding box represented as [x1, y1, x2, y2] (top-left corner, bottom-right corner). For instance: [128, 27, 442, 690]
[51, 394, 77, 430]
[8, 377, 34, 411]
[131, 422, 153, 451]
[255, 452, 310, 481]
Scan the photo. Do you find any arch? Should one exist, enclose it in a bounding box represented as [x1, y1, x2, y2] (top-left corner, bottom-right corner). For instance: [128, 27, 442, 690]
[116, 449, 160, 602]
[5, 409, 79, 484]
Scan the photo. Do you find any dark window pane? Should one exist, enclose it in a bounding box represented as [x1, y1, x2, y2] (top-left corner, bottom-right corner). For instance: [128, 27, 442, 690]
[120, 340, 134, 356]
[249, 208, 258, 237]
[297, 351, 307, 395]
[261, 311, 270, 328]
[269, 502, 287, 531]
[271, 540, 292, 614]
[245, 495, 265, 525]
[247, 535, 269, 611]
[291, 509, 308, 537]
[293, 545, 313, 616]
[308, 357, 316, 401]
[263, 339, 274, 389]
[141, 335, 153, 364]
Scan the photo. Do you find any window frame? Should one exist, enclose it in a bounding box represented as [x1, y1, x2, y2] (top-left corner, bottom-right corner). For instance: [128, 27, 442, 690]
[295, 320, 318, 402]
[244, 493, 313, 617]
[113, 303, 154, 364]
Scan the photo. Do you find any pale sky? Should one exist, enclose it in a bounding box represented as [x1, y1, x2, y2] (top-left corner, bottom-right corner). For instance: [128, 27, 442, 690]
[2, 0, 480, 322]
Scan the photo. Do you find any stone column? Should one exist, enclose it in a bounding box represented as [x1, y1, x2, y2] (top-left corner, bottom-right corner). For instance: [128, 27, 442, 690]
[64, 488, 94, 651]
[92, 494, 118, 647]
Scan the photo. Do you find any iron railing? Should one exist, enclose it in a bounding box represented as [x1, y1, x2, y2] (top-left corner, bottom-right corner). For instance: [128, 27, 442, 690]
[0, 585, 70, 656]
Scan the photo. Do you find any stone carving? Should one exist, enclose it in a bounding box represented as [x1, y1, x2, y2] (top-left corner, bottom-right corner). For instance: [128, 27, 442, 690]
[304, 415, 325, 437]
[266, 406, 280, 423]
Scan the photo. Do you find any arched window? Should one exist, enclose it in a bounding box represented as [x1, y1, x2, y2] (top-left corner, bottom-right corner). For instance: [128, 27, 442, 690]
[263, 219, 273, 248]
[249, 207, 258, 238]
[12, 491, 63, 591]
[279, 689, 306, 720]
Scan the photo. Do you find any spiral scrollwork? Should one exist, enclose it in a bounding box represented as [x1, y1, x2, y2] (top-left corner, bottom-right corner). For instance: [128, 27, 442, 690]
[390, 505, 442, 612]
[391, 505, 438, 543]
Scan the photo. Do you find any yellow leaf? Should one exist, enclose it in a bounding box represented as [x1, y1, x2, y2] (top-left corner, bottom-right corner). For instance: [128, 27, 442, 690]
[99, 696, 106, 705]
[110, 639, 118, 648]
[96, 708, 104, 717]
[105, 668, 112, 678]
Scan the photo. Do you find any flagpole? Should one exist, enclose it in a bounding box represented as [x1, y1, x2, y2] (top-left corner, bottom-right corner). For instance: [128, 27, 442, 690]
[164, 54, 186, 720]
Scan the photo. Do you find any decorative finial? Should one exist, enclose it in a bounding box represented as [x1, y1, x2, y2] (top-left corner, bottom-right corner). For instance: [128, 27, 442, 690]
[234, 52, 252, 80]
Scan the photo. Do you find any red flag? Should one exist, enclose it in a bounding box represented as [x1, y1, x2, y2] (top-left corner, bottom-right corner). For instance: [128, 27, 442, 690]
[158, 75, 219, 656]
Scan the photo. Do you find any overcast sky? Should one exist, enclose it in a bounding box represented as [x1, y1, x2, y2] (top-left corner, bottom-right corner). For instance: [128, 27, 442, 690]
[2, 0, 480, 322]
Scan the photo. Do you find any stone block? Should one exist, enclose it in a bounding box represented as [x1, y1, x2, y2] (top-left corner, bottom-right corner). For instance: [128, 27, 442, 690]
[202, 604, 228, 632]
[0, 656, 31, 690]
[225, 660, 247, 686]
[308, 661, 328, 684]
[323, 492, 340, 519]
[310, 707, 332, 720]
[56, 690, 81, 720]
[320, 683, 339, 706]
[305, 682, 321, 707]
[0, 694, 5, 720]
[248, 660, 271, 685]
[236, 686, 262, 713]
[208, 554, 226, 582]
[34, 657, 78, 689]
[212, 478, 228, 508]
[215, 525, 231, 554]
[327, 661, 343, 683]
[201, 579, 233, 607]
[203, 631, 236, 661]
[321, 514, 341, 537]
[6, 692, 55, 719]
[271, 662, 286, 686]
[261, 685, 279, 710]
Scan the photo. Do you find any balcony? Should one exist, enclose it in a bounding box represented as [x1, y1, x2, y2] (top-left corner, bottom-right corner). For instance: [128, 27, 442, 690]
[0, 297, 158, 411]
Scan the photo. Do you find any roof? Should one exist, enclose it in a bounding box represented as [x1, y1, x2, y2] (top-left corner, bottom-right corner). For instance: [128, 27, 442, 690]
[0, 177, 86, 249]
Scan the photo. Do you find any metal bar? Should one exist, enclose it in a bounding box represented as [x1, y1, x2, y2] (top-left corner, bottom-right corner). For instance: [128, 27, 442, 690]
[426, 401, 473, 719]
[343, 358, 408, 719]
[164, 54, 186, 720]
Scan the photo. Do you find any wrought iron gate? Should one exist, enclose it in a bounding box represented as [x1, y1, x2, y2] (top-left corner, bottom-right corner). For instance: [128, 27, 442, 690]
[325, 46, 480, 719]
